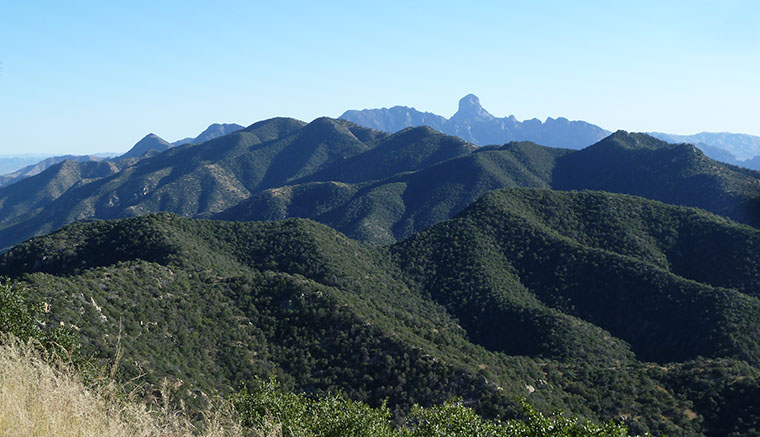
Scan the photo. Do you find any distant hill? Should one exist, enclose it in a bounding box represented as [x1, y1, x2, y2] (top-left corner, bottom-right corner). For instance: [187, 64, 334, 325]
[172, 123, 245, 146]
[690, 142, 740, 164]
[116, 123, 245, 160]
[119, 133, 172, 159]
[1, 118, 759, 251]
[0, 159, 125, 238]
[649, 131, 760, 169]
[0, 123, 246, 188]
[0, 154, 108, 188]
[4, 189, 760, 435]
[340, 94, 611, 149]
[743, 155, 760, 170]
[0, 155, 52, 175]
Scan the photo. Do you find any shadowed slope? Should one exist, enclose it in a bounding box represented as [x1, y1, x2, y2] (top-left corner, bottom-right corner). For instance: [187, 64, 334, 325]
[553, 131, 760, 227]
[217, 142, 569, 244]
[393, 189, 760, 365]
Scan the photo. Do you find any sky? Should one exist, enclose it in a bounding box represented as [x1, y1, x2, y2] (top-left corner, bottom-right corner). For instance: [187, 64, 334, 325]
[1, 1, 758, 155]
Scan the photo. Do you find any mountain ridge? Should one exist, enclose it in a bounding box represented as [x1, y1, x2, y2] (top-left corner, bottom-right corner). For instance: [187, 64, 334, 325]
[1, 117, 759, 252]
[1, 123, 247, 190]
[649, 131, 760, 162]
[340, 94, 611, 149]
[0, 154, 109, 188]
[216, 127, 760, 245]
[340, 95, 760, 169]
[172, 122, 245, 146]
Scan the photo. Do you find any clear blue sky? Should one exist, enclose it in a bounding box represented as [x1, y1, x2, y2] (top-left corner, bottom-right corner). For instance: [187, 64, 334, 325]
[1, 1, 758, 155]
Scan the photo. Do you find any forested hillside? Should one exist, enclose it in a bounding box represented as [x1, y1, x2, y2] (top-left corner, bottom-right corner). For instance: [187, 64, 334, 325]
[3, 188, 760, 436]
[2, 117, 757, 252]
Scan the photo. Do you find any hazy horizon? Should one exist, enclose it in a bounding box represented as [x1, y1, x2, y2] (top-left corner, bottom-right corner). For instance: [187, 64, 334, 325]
[1, 1, 758, 155]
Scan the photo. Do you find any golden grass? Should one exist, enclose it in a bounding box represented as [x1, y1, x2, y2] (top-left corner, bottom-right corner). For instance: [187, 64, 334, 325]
[0, 335, 244, 437]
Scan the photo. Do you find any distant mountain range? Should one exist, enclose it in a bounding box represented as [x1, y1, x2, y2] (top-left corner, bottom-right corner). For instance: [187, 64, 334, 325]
[1, 116, 758, 252]
[341, 94, 760, 170]
[340, 94, 611, 149]
[0, 123, 246, 188]
[0, 154, 114, 179]
[0, 155, 52, 175]
[649, 132, 760, 169]
[0, 154, 109, 188]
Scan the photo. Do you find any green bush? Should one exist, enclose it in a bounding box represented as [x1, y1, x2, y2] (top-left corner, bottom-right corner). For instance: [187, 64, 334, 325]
[232, 377, 395, 437]
[232, 378, 632, 437]
[0, 277, 76, 353]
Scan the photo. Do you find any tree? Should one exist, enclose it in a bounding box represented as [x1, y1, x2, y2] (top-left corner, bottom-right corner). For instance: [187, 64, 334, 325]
[0, 277, 75, 352]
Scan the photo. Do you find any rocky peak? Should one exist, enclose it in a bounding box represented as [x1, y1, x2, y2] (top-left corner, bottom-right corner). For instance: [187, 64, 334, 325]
[452, 94, 494, 121]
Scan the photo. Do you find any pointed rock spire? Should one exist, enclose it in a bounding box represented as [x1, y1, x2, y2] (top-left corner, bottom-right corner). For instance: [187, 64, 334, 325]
[452, 94, 494, 121]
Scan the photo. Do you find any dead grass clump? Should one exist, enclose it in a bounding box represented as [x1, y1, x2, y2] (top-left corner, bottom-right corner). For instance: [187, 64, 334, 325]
[0, 335, 243, 436]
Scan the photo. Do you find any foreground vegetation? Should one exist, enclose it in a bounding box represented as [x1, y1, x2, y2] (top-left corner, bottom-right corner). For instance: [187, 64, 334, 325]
[233, 378, 630, 437]
[0, 337, 630, 436]
[0, 279, 631, 436]
[0, 279, 242, 436]
[0, 337, 243, 437]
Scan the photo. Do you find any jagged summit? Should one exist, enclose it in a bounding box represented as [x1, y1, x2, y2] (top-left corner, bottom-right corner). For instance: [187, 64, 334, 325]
[452, 94, 494, 121]
[340, 94, 610, 149]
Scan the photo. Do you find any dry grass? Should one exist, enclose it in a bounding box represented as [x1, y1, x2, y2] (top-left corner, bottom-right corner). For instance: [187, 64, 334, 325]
[0, 335, 244, 437]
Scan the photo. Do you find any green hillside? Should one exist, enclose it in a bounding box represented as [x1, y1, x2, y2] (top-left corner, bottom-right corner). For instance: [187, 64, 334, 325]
[2, 119, 758, 252]
[0, 118, 462, 250]
[553, 131, 760, 227]
[0, 160, 124, 228]
[218, 132, 760, 245]
[216, 141, 566, 244]
[3, 188, 760, 435]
